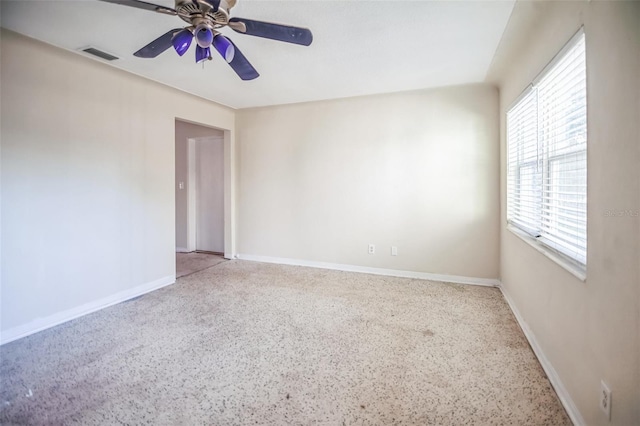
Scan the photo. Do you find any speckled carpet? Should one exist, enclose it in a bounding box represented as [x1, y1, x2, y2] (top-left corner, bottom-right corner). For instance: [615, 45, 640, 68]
[0, 260, 570, 425]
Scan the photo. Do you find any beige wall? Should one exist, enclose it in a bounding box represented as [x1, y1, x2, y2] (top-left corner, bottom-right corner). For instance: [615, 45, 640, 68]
[174, 120, 224, 250]
[237, 84, 500, 279]
[490, 1, 640, 424]
[0, 30, 235, 335]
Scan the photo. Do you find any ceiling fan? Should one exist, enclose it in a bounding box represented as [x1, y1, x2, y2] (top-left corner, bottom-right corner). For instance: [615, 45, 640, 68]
[99, 0, 313, 80]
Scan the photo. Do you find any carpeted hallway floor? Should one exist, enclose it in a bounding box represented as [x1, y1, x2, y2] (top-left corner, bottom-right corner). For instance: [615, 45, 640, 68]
[176, 251, 226, 278]
[0, 261, 570, 425]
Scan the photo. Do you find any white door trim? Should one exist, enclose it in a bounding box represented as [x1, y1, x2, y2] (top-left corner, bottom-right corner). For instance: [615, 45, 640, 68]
[222, 129, 234, 259]
[186, 138, 197, 253]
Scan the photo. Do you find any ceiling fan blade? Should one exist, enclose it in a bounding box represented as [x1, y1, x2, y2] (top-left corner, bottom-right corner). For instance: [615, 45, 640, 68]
[134, 28, 183, 58]
[228, 18, 313, 46]
[98, 0, 177, 15]
[226, 40, 259, 81]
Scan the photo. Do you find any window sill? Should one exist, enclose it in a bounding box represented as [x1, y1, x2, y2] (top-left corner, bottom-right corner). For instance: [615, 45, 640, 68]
[507, 225, 587, 282]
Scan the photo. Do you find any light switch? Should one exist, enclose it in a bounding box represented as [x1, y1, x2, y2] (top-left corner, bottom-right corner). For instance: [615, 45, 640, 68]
[179, 182, 185, 190]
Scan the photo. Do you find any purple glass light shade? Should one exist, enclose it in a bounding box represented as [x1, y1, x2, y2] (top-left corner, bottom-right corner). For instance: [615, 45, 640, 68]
[172, 29, 193, 56]
[195, 24, 214, 48]
[195, 45, 211, 63]
[212, 34, 235, 63]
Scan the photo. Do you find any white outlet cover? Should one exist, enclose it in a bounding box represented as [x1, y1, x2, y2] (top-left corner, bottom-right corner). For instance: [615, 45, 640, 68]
[600, 380, 611, 420]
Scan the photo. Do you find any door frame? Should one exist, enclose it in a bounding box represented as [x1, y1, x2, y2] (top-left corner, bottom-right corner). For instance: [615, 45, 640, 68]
[177, 119, 235, 259]
[186, 137, 197, 252]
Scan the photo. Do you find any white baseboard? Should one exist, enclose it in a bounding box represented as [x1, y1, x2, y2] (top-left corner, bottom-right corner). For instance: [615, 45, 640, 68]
[499, 285, 584, 426]
[0, 275, 176, 346]
[236, 254, 500, 287]
[176, 247, 190, 253]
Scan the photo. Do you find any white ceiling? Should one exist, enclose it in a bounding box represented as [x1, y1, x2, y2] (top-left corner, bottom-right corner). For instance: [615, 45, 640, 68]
[1, 0, 515, 109]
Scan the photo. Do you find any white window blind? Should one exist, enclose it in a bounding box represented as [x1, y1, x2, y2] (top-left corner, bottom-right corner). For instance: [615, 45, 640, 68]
[507, 29, 587, 266]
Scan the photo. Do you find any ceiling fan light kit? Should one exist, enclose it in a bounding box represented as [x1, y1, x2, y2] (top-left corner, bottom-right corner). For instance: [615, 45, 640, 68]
[172, 29, 193, 56]
[212, 34, 235, 63]
[100, 0, 313, 80]
[194, 23, 214, 48]
[195, 45, 211, 63]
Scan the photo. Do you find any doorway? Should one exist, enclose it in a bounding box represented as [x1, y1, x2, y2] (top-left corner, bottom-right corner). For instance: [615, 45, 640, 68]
[175, 120, 227, 260]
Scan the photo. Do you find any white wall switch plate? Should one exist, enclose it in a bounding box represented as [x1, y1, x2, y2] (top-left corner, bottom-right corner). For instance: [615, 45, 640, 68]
[391, 246, 398, 256]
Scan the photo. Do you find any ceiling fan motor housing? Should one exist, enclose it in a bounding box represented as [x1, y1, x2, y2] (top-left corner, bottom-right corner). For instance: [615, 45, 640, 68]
[175, 0, 234, 28]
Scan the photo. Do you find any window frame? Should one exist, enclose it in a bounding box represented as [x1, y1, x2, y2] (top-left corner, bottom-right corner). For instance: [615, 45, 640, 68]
[506, 27, 587, 280]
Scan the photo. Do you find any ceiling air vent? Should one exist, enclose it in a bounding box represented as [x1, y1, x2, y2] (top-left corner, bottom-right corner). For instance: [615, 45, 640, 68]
[81, 47, 119, 61]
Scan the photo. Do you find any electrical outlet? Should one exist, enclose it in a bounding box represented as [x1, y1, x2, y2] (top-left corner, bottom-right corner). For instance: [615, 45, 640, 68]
[368, 244, 375, 255]
[600, 380, 611, 420]
[391, 246, 398, 256]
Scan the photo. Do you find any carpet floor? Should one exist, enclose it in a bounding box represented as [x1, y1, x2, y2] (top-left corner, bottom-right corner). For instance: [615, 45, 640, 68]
[176, 252, 226, 278]
[0, 260, 570, 425]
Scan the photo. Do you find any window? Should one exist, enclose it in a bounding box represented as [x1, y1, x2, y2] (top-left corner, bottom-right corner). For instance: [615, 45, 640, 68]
[507, 29, 587, 268]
